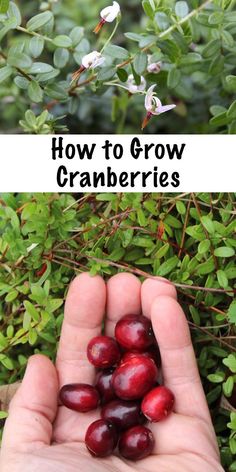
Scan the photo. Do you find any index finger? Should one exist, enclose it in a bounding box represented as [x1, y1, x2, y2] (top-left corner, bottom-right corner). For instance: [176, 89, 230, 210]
[56, 273, 106, 386]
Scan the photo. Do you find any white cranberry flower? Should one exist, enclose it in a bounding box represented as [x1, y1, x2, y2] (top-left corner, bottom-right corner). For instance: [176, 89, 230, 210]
[72, 51, 105, 82]
[94, 1, 121, 34]
[127, 74, 146, 94]
[147, 57, 162, 74]
[142, 85, 176, 130]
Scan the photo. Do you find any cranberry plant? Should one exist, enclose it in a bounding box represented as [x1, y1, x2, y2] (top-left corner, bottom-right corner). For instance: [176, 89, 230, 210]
[0, 0, 236, 133]
[0, 192, 235, 469]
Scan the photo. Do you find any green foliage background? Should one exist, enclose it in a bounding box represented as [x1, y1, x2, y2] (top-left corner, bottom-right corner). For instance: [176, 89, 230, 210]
[0, 192, 235, 471]
[0, 0, 236, 133]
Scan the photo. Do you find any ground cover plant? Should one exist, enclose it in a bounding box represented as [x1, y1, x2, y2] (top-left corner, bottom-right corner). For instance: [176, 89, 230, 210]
[0, 192, 235, 470]
[0, 0, 236, 133]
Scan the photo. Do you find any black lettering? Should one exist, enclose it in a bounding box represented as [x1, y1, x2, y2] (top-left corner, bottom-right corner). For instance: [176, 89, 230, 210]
[130, 137, 142, 159]
[66, 144, 75, 159]
[52, 137, 63, 160]
[119, 172, 129, 187]
[166, 143, 185, 160]
[160, 172, 169, 187]
[69, 170, 80, 187]
[76, 143, 96, 160]
[57, 165, 68, 187]
[113, 144, 123, 159]
[102, 140, 113, 160]
[130, 171, 141, 187]
[80, 172, 91, 187]
[155, 144, 165, 159]
[171, 171, 180, 187]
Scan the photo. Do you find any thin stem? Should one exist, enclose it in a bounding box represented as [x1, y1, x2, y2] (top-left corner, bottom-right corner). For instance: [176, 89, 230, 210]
[100, 16, 120, 54]
[16, 26, 54, 44]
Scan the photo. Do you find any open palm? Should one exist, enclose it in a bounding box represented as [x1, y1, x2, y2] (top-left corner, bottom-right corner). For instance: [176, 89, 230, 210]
[0, 273, 224, 472]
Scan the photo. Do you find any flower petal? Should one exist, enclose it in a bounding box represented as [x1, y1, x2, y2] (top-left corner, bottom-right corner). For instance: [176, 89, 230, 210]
[158, 104, 176, 114]
[101, 1, 120, 22]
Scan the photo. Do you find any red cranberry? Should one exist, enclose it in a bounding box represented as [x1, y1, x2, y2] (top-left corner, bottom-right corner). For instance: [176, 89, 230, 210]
[112, 354, 158, 400]
[95, 369, 116, 404]
[101, 399, 145, 431]
[121, 347, 161, 368]
[59, 383, 100, 412]
[141, 386, 175, 422]
[87, 335, 121, 368]
[119, 425, 154, 460]
[85, 419, 118, 457]
[115, 314, 154, 351]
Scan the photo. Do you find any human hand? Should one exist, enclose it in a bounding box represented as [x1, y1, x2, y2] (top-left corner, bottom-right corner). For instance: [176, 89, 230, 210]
[0, 273, 224, 472]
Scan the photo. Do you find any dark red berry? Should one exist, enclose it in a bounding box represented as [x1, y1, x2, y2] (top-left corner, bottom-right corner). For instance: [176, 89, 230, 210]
[101, 399, 145, 431]
[115, 314, 154, 352]
[112, 354, 158, 400]
[119, 425, 154, 461]
[141, 386, 175, 422]
[95, 369, 116, 404]
[121, 348, 160, 368]
[85, 419, 118, 457]
[87, 335, 121, 368]
[59, 383, 100, 412]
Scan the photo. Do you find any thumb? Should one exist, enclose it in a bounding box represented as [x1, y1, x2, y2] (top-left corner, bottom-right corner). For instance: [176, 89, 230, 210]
[1, 354, 58, 452]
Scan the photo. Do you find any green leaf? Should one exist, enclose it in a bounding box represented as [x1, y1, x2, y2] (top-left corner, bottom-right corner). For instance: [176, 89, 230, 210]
[226, 75, 236, 92]
[26, 11, 53, 31]
[196, 257, 215, 275]
[109, 247, 125, 261]
[54, 48, 69, 69]
[0, 0, 9, 14]
[175, 1, 189, 18]
[223, 355, 236, 373]
[222, 30, 234, 48]
[207, 372, 225, 383]
[97, 66, 116, 81]
[227, 101, 236, 119]
[0, 410, 8, 419]
[155, 12, 170, 31]
[44, 83, 68, 100]
[134, 53, 147, 75]
[53, 35, 72, 48]
[217, 270, 228, 289]
[214, 246, 235, 258]
[69, 26, 84, 46]
[201, 215, 215, 234]
[208, 11, 224, 24]
[28, 80, 43, 103]
[176, 200, 186, 215]
[223, 376, 234, 397]
[157, 255, 179, 276]
[202, 39, 221, 58]
[155, 243, 170, 259]
[167, 67, 181, 88]
[117, 68, 128, 82]
[7, 1, 21, 25]
[0, 65, 13, 83]
[29, 62, 53, 74]
[104, 44, 129, 60]
[198, 240, 211, 254]
[0, 16, 17, 41]
[24, 300, 40, 322]
[96, 194, 116, 202]
[142, 0, 154, 19]
[29, 37, 44, 58]
[5, 289, 18, 302]
[0, 354, 14, 370]
[7, 52, 32, 69]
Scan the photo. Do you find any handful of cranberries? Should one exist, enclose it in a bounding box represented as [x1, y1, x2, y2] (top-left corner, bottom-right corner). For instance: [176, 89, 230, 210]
[59, 314, 174, 461]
